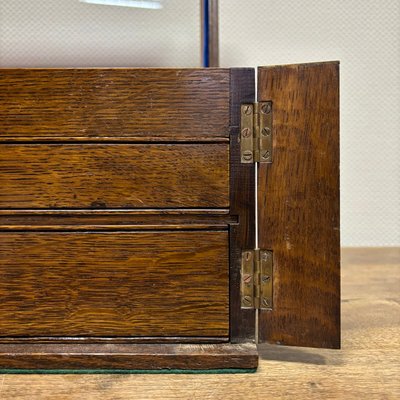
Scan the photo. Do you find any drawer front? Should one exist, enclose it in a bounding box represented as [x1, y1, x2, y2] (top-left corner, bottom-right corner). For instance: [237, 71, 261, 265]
[0, 231, 229, 337]
[0, 69, 229, 141]
[0, 144, 229, 209]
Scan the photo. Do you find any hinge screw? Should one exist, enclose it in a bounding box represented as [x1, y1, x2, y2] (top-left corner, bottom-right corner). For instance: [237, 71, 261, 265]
[261, 150, 270, 160]
[262, 275, 270, 283]
[261, 127, 271, 136]
[243, 296, 253, 306]
[243, 105, 252, 115]
[262, 298, 270, 307]
[260, 103, 271, 114]
[243, 274, 252, 284]
[241, 127, 251, 138]
[242, 151, 253, 161]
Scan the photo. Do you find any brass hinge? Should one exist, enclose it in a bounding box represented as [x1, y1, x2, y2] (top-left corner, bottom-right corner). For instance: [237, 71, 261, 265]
[240, 102, 273, 163]
[241, 249, 273, 310]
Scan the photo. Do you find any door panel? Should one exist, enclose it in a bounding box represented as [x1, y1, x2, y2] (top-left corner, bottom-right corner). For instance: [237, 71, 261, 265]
[257, 62, 340, 348]
[0, 144, 229, 209]
[0, 231, 229, 337]
[0, 69, 230, 141]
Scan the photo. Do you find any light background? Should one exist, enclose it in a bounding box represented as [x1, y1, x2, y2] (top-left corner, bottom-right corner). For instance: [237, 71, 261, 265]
[0, 0, 399, 246]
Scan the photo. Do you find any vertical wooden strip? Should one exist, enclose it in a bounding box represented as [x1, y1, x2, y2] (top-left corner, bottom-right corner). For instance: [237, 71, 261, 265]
[229, 68, 256, 342]
[257, 62, 340, 348]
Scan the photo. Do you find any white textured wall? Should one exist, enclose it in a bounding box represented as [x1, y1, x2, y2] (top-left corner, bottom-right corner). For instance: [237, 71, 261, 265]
[0, 0, 199, 67]
[1, 0, 399, 246]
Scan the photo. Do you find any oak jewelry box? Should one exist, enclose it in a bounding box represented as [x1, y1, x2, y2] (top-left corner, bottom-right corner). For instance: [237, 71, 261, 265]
[0, 62, 339, 372]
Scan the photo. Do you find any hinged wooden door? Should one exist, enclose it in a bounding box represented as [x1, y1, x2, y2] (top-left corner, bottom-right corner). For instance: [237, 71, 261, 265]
[257, 62, 340, 348]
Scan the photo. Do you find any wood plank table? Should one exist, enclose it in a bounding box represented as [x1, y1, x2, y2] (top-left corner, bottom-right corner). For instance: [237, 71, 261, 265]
[0, 247, 398, 399]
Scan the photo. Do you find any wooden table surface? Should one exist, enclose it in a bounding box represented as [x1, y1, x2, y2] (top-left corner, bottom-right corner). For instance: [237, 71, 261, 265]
[0, 247, 399, 399]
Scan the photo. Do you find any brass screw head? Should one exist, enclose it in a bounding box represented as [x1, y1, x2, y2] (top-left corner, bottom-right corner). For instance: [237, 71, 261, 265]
[261, 150, 271, 160]
[243, 105, 252, 115]
[261, 127, 271, 136]
[262, 275, 270, 283]
[260, 103, 271, 114]
[262, 298, 270, 307]
[243, 296, 253, 306]
[243, 274, 252, 284]
[241, 127, 251, 138]
[242, 150, 253, 161]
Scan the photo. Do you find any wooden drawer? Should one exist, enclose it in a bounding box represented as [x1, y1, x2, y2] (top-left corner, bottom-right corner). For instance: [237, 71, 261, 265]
[0, 231, 229, 338]
[0, 144, 229, 209]
[0, 69, 229, 141]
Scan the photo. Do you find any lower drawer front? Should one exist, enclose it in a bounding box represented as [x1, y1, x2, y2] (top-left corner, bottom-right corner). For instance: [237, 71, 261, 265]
[0, 231, 229, 338]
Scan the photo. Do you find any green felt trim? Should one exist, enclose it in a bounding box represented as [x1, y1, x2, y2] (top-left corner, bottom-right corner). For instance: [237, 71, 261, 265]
[0, 368, 257, 374]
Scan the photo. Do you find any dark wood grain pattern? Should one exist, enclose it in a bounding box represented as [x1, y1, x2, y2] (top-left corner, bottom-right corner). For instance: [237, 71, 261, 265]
[0, 343, 258, 370]
[0, 69, 230, 141]
[0, 144, 229, 208]
[257, 62, 340, 348]
[229, 68, 256, 342]
[0, 231, 229, 337]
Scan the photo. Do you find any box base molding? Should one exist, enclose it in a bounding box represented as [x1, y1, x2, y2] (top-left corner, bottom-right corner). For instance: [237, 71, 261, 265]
[0, 342, 258, 371]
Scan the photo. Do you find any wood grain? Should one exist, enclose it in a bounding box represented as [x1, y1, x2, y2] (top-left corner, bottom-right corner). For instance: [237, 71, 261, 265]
[257, 62, 340, 348]
[0, 248, 398, 399]
[0, 231, 229, 337]
[0, 69, 230, 141]
[228, 68, 256, 342]
[0, 144, 229, 208]
[0, 343, 258, 370]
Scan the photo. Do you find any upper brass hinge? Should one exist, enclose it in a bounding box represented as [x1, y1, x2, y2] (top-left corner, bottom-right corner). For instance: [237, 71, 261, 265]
[240, 102, 273, 163]
[241, 249, 273, 310]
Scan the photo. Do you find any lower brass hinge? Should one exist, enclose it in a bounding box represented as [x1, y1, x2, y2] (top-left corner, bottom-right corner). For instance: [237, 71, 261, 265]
[240, 102, 273, 163]
[241, 249, 273, 310]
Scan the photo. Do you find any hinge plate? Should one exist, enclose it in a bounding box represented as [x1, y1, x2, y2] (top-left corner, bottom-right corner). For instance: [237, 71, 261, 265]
[240, 102, 273, 163]
[241, 249, 273, 310]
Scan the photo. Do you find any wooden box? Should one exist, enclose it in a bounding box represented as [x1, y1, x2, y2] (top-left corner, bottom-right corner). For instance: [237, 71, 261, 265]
[0, 62, 340, 372]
